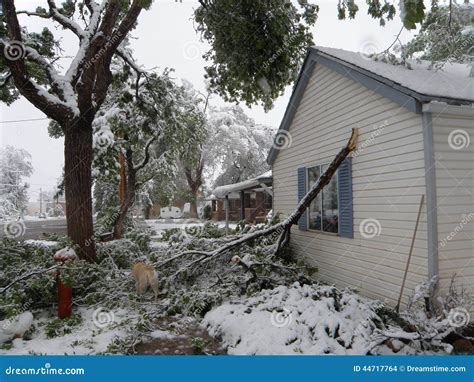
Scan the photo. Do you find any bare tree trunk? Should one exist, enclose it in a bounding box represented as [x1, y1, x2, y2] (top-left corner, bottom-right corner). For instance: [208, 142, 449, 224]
[143, 204, 152, 220]
[183, 159, 203, 219]
[64, 121, 96, 262]
[190, 196, 199, 218]
[114, 147, 137, 239]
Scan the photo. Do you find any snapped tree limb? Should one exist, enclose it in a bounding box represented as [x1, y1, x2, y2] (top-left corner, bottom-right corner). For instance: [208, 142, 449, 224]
[159, 128, 359, 270]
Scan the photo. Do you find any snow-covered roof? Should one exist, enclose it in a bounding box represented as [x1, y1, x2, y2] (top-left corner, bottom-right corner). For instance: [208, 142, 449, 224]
[315, 46, 474, 103]
[212, 171, 272, 198]
[267, 46, 474, 166]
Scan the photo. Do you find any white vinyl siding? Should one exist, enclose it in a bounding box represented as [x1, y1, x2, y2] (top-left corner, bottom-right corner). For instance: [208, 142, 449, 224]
[432, 114, 474, 315]
[272, 62, 429, 308]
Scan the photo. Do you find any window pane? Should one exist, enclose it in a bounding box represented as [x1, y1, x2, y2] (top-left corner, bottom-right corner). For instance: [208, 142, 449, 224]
[322, 165, 338, 233]
[308, 166, 321, 230]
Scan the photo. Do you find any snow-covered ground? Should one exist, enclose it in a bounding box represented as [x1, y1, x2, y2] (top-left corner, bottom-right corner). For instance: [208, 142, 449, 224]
[145, 219, 237, 240]
[203, 283, 441, 355]
[1, 307, 132, 355]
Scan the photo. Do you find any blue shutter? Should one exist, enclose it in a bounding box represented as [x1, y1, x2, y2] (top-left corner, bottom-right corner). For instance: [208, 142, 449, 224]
[338, 157, 353, 238]
[297, 167, 308, 231]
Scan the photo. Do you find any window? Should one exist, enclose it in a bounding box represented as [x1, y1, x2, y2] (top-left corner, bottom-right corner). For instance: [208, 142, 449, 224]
[307, 164, 338, 233]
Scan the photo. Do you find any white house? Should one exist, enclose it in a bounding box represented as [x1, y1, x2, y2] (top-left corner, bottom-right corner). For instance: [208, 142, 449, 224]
[268, 47, 473, 315]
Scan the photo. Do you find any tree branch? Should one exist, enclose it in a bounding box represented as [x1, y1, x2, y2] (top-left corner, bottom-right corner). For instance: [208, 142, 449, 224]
[133, 133, 161, 172]
[46, 0, 85, 39]
[167, 128, 359, 269]
[0, 265, 59, 294]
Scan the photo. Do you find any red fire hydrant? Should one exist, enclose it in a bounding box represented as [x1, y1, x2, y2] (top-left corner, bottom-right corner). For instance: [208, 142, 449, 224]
[53, 248, 77, 319]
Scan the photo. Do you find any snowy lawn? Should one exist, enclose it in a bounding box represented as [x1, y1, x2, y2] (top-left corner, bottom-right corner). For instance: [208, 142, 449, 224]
[145, 219, 237, 241]
[1, 307, 132, 355]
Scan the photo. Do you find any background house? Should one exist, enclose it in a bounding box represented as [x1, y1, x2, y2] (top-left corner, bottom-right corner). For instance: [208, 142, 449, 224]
[212, 171, 273, 224]
[268, 47, 473, 314]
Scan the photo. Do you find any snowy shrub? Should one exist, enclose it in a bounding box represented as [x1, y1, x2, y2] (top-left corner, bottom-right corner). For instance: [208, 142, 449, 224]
[160, 228, 182, 243]
[202, 205, 212, 220]
[0, 239, 58, 319]
[97, 239, 144, 269]
[203, 282, 389, 355]
[45, 314, 83, 338]
[124, 226, 151, 252]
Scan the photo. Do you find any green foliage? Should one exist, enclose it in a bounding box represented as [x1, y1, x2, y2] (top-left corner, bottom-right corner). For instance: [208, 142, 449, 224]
[160, 227, 182, 242]
[337, 0, 360, 20]
[194, 0, 318, 111]
[202, 204, 212, 220]
[400, 0, 426, 29]
[96, 239, 143, 269]
[404, 3, 474, 66]
[191, 337, 209, 354]
[45, 314, 83, 338]
[124, 225, 152, 252]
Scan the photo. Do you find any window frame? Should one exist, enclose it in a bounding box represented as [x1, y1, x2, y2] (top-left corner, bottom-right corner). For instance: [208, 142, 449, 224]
[306, 164, 339, 235]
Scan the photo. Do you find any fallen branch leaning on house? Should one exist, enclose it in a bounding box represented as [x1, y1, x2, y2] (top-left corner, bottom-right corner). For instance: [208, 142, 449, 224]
[157, 128, 359, 270]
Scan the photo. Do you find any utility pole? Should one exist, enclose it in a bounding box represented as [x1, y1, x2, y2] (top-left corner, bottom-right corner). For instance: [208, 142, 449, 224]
[39, 188, 42, 215]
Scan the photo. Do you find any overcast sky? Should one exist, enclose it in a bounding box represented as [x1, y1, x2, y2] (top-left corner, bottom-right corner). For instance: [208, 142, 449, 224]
[0, 0, 427, 199]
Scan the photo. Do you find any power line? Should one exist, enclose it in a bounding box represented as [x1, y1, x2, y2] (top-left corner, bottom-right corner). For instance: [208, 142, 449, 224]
[0, 117, 49, 124]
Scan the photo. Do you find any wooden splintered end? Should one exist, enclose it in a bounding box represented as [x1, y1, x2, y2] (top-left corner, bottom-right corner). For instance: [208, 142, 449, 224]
[348, 128, 359, 151]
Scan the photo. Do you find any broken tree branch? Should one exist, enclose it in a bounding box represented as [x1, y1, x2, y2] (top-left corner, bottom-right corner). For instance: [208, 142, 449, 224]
[160, 128, 359, 270]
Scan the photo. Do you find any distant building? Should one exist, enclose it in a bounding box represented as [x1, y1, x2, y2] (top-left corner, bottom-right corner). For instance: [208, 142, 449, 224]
[212, 171, 272, 224]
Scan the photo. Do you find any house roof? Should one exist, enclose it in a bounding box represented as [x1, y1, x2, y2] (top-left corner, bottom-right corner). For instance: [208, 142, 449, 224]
[212, 171, 272, 198]
[316, 47, 474, 104]
[267, 46, 474, 165]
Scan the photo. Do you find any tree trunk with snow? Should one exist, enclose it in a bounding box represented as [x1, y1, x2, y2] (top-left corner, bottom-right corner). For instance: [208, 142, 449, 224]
[1, 0, 147, 261]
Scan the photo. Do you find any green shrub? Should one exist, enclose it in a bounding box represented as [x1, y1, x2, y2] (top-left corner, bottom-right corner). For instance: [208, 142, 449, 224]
[202, 204, 212, 220]
[45, 314, 83, 338]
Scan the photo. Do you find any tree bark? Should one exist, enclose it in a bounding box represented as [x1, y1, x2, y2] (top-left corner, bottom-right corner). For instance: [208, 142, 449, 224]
[183, 158, 204, 219]
[63, 121, 96, 262]
[113, 146, 137, 239]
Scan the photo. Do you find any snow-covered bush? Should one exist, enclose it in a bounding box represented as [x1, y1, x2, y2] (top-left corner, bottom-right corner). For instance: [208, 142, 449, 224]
[203, 282, 388, 355]
[0, 239, 58, 320]
[96, 239, 144, 270]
